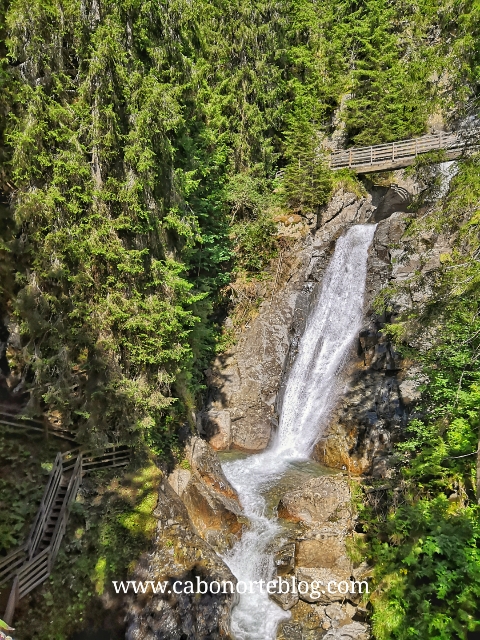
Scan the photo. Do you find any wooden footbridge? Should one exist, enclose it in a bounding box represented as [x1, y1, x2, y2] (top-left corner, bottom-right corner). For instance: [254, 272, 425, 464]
[0, 409, 131, 624]
[330, 130, 472, 173]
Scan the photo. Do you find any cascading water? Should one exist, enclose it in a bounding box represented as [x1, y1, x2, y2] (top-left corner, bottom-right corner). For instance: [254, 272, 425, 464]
[221, 224, 377, 640]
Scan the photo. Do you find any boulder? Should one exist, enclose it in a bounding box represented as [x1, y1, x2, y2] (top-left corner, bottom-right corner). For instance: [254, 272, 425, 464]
[181, 478, 243, 551]
[269, 587, 299, 611]
[296, 537, 352, 574]
[126, 480, 237, 640]
[276, 474, 369, 622]
[167, 437, 244, 553]
[197, 409, 232, 451]
[185, 437, 239, 501]
[277, 476, 352, 529]
[274, 542, 296, 576]
[323, 621, 371, 640]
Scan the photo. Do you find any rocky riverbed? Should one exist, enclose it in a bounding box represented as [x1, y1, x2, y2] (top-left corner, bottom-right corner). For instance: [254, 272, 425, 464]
[126, 176, 457, 640]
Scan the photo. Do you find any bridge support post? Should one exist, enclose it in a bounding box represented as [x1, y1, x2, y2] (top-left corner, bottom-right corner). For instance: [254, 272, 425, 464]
[4, 575, 19, 625]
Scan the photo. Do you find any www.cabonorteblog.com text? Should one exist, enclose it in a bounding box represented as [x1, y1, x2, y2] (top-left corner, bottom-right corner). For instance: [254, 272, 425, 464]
[112, 577, 368, 598]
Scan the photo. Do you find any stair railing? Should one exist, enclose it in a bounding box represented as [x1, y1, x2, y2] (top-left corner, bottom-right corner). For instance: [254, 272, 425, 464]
[26, 452, 64, 560]
[0, 444, 131, 624]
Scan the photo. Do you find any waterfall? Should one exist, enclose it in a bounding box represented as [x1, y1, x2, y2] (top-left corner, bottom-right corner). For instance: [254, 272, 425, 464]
[221, 224, 376, 640]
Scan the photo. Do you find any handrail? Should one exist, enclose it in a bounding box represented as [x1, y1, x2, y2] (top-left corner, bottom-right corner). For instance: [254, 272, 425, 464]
[1, 443, 131, 624]
[0, 411, 77, 441]
[26, 453, 63, 559]
[50, 453, 82, 564]
[0, 545, 27, 585]
[329, 130, 473, 173]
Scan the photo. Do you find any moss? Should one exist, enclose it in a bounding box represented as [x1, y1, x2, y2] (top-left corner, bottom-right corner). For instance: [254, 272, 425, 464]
[331, 169, 367, 198]
[93, 556, 107, 595]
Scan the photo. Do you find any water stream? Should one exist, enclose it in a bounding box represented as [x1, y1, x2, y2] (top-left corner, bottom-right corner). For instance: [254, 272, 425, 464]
[221, 224, 377, 640]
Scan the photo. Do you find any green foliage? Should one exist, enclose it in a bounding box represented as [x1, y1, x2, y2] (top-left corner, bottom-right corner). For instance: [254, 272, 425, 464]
[1, 0, 476, 455]
[0, 434, 55, 553]
[361, 157, 480, 639]
[232, 211, 279, 273]
[369, 499, 480, 640]
[281, 114, 333, 219]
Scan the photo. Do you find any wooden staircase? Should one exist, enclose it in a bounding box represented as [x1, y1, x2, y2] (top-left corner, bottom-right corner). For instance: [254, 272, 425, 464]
[37, 477, 69, 554]
[0, 438, 131, 624]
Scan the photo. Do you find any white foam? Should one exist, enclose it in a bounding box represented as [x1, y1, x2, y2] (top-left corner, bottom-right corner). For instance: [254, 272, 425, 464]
[221, 224, 376, 639]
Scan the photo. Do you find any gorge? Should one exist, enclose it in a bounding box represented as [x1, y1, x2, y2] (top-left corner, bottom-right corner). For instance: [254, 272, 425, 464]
[221, 224, 376, 639]
[1, 1, 480, 639]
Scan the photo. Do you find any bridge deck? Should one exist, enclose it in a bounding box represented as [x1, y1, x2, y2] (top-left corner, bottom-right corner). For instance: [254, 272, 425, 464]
[330, 131, 467, 173]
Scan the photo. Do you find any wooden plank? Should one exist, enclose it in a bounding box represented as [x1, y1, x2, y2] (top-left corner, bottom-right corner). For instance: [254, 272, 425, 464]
[0, 546, 27, 585]
[19, 560, 50, 598]
[27, 454, 63, 557]
[82, 455, 130, 470]
[18, 548, 50, 598]
[3, 575, 19, 625]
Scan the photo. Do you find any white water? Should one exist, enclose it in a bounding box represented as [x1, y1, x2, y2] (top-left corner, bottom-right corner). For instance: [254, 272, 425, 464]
[221, 224, 377, 640]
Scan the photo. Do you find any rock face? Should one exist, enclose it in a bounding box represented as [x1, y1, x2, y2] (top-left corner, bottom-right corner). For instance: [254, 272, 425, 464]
[140, 179, 453, 640]
[311, 208, 442, 476]
[167, 437, 244, 553]
[275, 475, 371, 639]
[197, 410, 232, 451]
[203, 189, 376, 452]
[126, 478, 237, 640]
[202, 181, 442, 470]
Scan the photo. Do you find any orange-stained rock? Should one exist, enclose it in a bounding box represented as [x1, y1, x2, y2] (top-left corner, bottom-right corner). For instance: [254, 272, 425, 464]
[277, 476, 353, 530]
[168, 437, 244, 553]
[197, 409, 232, 451]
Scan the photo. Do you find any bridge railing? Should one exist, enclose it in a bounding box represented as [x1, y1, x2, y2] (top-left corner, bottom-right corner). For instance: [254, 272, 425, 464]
[330, 131, 464, 170]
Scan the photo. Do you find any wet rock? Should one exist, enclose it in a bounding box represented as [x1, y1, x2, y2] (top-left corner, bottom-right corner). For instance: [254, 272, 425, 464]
[323, 621, 371, 640]
[276, 622, 303, 640]
[325, 603, 350, 626]
[197, 410, 232, 450]
[277, 476, 352, 529]
[168, 437, 244, 553]
[274, 542, 296, 576]
[126, 480, 237, 640]
[269, 586, 299, 611]
[181, 479, 243, 551]
[318, 189, 375, 230]
[277, 599, 324, 640]
[185, 437, 239, 501]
